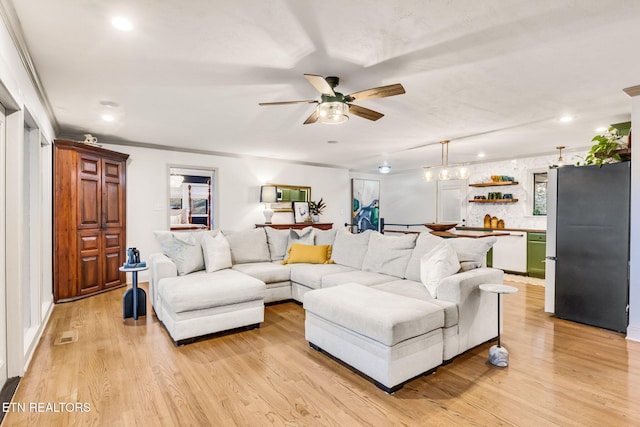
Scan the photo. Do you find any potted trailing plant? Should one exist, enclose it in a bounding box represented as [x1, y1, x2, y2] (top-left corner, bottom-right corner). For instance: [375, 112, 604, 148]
[580, 126, 630, 166]
[308, 198, 326, 223]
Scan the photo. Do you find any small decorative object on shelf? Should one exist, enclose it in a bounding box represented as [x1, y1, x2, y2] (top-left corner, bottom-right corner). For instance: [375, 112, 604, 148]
[82, 133, 100, 147]
[308, 198, 326, 223]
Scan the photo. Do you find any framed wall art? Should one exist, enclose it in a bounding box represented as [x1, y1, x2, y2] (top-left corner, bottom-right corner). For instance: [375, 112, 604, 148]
[351, 179, 380, 232]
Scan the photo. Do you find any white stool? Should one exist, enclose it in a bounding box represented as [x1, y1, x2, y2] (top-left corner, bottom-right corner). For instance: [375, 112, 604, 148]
[479, 284, 518, 367]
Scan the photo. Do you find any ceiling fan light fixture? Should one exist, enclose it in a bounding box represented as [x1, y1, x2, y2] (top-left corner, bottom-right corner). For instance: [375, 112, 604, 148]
[317, 102, 349, 124]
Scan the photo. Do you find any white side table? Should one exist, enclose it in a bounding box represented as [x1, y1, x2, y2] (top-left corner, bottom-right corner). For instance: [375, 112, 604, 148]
[479, 284, 518, 367]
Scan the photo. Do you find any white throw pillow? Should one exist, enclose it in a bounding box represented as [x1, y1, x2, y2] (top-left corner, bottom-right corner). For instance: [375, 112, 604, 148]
[314, 228, 337, 246]
[223, 228, 271, 264]
[361, 232, 417, 278]
[265, 227, 289, 261]
[284, 227, 315, 260]
[331, 228, 372, 269]
[404, 232, 445, 282]
[448, 237, 497, 265]
[154, 231, 205, 276]
[420, 241, 460, 298]
[201, 232, 232, 273]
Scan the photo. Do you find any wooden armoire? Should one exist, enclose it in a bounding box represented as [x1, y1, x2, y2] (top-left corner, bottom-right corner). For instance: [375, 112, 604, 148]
[53, 139, 129, 302]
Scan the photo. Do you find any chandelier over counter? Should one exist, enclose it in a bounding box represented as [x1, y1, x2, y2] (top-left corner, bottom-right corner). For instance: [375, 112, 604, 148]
[423, 140, 470, 182]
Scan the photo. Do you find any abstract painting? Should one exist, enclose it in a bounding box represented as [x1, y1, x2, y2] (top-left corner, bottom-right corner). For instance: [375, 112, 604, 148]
[351, 179, 380, 232]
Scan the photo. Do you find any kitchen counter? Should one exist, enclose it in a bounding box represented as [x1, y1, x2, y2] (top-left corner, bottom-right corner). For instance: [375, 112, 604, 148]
[430, 230, 511, 238]
[459, 226, 546, 233]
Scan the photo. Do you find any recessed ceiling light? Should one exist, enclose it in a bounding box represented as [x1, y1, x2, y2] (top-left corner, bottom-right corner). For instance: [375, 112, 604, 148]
[101, 114, 115, 122]
[477, 153, 486, 158]
[595, 126, 607, 132]
[111, 17, 133, 32]
[378, 161, 391, 174]
[327, 140, 339, 144]
[100, 100, 119, 108]
[559, 115, 574, 123]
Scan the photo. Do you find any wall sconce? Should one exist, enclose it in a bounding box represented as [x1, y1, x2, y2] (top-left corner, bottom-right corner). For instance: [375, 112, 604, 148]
[260, 185, 278, 224]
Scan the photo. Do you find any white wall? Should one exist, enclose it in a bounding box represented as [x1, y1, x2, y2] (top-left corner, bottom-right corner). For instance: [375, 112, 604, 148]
[0, 14, 55, 376]
[101, 144, 351, 281]
[368, 170, 436, 232]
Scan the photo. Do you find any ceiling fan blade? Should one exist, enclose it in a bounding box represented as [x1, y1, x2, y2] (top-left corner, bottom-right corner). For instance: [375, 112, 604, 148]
[347, 83, 405, 102]
[303, 109, 319, 125]
[304, 74, 336, 96]
[347, 104, 384, 121]
[259, 100, 317, 106]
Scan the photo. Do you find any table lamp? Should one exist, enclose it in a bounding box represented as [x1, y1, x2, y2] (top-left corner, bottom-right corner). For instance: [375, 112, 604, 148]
[260, 185, 277, 224]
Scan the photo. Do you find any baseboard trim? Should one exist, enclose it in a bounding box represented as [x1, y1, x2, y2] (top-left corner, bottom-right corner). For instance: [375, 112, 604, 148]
[626, 324, 640, 342]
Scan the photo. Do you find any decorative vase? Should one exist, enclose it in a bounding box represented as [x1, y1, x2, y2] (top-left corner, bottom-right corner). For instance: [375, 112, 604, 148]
[312, 215, 319, 223]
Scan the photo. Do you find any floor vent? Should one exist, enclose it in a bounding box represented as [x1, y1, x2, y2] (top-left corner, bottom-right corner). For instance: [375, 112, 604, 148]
[54, 330, 78, 345]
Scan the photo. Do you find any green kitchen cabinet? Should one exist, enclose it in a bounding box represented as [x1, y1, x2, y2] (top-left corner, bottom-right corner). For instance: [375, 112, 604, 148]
[527, 232, 546, 278]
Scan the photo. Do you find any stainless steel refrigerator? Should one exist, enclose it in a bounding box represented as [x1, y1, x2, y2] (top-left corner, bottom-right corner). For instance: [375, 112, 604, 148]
[545, 162, 630, 332]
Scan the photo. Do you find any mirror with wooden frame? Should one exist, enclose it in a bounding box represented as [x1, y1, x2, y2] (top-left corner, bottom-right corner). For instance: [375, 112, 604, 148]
[268, 184, 311, 212]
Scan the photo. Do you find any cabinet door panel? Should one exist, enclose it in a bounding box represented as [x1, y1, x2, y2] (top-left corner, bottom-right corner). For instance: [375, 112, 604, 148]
[77, 155, 101, 229]
[77, 230, 101, 295]
[103, 229, 125, 288]
[102, 159, 124, 228]
[492, 234, 527, 273]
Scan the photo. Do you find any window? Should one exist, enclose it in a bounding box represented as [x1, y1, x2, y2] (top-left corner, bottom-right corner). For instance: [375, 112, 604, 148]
[533, 172, 548, 215]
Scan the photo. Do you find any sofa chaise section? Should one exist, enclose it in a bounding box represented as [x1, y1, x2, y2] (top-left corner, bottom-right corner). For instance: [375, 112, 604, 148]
[304, 283, 445, 393]
[150, 253, 265, 345]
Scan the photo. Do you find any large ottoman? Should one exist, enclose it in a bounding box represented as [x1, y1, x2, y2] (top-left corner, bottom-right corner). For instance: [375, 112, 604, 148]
[155, 269, 266, 345]
[304, 283, 445, 393]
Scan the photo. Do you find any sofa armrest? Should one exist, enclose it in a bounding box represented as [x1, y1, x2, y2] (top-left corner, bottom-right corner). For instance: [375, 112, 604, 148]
[436, 267, 504, 305]
[436, 267, 504, 358]
[149, 253, 178, 307]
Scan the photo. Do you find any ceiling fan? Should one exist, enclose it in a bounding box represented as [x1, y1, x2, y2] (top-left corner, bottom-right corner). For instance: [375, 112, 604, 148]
[259, 74, 405, 125]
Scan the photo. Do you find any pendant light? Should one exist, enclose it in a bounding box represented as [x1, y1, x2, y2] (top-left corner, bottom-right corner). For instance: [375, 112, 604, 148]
[438, 140, 451, 180]
[423, 140, 469, 181]
[556, 146, 566, 167]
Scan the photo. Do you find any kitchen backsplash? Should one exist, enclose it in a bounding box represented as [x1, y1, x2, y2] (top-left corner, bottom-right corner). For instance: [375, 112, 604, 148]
[463, 151, 585, 230]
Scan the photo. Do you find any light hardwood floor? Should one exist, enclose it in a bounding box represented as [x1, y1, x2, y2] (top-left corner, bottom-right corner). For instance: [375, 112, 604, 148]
[3, 281, 640, 426]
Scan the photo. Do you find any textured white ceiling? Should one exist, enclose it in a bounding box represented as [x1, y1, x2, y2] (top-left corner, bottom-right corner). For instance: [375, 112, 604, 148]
[10, 0, 640, 172]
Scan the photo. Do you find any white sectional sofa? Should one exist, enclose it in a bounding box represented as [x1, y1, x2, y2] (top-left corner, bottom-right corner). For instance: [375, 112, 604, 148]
[149, 226, 503, 390]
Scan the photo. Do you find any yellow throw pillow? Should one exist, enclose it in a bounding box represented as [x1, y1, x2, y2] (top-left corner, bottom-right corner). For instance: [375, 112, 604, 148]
[282, 244, 334, 265]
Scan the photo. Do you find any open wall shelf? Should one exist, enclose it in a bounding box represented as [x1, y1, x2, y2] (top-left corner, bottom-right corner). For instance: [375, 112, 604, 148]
[469, 181, 519, 187]
[469, 199, 519, 203]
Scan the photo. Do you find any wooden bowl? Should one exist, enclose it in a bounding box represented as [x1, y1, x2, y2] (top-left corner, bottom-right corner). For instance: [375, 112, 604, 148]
[424, 223, 457, 232]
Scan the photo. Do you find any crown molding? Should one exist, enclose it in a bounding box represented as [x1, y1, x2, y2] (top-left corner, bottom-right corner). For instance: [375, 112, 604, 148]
[0, 0, 59, 132]
[623, 85, 640, 98]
